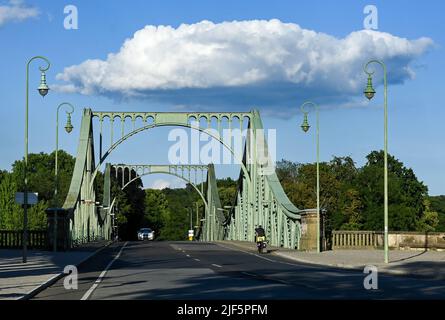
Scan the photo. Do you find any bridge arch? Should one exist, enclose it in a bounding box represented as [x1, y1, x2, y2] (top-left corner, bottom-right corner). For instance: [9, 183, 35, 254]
[90, 121, 252, 193]
[64, 109, 303, 249]
[120, 170, 208, 208]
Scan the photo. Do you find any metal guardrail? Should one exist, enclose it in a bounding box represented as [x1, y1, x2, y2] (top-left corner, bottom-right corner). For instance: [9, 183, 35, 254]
[0, 230, 48, 249]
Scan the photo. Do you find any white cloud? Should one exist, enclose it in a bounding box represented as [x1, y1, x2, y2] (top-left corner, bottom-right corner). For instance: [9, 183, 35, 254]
[0, 0, 39, 26]
[56, 19, 433, 109]
[148, 178, 185, 190]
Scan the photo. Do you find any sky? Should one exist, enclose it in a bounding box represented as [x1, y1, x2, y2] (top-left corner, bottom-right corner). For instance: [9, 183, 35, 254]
[0, 0, 444, 195]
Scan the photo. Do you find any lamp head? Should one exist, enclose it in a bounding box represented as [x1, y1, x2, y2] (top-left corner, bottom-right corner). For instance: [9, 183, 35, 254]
[364, 74, 375, 100]
[301, 113, 310, 133]
[64, 113, 73, 133]
[37, 71, 49, 97]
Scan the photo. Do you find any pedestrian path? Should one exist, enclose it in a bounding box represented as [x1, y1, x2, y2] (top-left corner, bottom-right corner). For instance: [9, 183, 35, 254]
[0, 241, 111, 300]
[220, 240, 445, 280]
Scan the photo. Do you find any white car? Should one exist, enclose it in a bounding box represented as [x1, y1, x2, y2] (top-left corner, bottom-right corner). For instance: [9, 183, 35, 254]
[137, 228, 155, 241]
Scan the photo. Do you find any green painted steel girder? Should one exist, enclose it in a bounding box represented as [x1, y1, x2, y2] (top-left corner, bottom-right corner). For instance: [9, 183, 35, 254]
[63, 108, 305, 249]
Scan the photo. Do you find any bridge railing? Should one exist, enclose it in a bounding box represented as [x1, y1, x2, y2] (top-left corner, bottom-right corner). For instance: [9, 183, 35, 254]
[332, 230, 445, 250]
[0, 230, 48, 249]
[331, 231, 381, 249]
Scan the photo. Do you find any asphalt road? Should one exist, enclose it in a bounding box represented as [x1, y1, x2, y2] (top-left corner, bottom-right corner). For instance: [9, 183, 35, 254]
[32, 241, 445, 300]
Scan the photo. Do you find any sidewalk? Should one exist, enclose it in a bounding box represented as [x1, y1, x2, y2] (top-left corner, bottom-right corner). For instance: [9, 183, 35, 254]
[220, 241, 445, 280]
[0, 241, 112, 300]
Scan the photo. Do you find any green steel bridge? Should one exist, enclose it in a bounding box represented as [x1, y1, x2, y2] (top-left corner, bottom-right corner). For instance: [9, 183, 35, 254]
[62, 108, 306, 249]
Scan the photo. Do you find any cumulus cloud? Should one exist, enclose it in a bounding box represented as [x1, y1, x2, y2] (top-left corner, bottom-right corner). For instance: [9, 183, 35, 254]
[148, 178, 185, 190]
[0, 0, 39, 26]
[56, 19, 433, 111]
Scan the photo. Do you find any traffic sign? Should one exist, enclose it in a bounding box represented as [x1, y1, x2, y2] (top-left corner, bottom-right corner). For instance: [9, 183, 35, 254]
[15, 192, 38, 205]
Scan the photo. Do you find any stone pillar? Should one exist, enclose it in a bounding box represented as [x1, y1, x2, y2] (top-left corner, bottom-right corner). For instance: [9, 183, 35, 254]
[46, 208, 70, 251]
[299, 209, 325, 251]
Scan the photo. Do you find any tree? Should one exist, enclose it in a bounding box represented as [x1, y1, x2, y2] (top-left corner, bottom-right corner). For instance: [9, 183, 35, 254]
[144, 189, 168, 237]
[416, 199, 439, 232]
[216, 177, 237, 217]
[11, 151, 75, 206]
[277, 151, 431, 233]
[357, 151, 428, 231]
[111, 166, 145, 240]
[276, 158, 362, 233]
[0, 173, 22, 229]
[0, 171, 48, 230]
[340, 189, 363, 230]
[428, 195, 445, 232]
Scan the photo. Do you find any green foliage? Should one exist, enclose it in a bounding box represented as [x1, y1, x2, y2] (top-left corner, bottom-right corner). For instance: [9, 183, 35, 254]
[0, 171, 48, 230]
[1, 147, 441, 239]
[215, 177, 237, 219]
[11, 151, 75, 206]
[159, 187, 199, 240]
[140, 178, 235, 241]
[0, 150, 75, 231]
[416, 199, 440, 232]
[356, 151, 428, 231]
[0, 172, 23, 229]
[144, 189, 168, 234]
[277, 156, 362, 234]
[428, 195, 445, 232]
[277, 150, 436, 233]
[111, 167, 145, 240]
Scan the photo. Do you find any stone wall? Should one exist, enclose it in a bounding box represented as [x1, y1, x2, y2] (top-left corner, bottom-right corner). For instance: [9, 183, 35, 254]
[332, 230, 445, 251]
[386, 232, 445, 251]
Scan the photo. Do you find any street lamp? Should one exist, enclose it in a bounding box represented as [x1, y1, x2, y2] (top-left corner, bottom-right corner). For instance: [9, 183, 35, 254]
[55, 103, 75, 206]
[53, 102, 75, 252]
[23, 56, 50, 263]
[300, 101, 320, 253]
[364, 59, 389, 264]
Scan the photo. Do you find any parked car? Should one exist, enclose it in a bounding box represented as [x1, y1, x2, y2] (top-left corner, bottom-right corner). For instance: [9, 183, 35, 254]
[137, 228, 155, 241]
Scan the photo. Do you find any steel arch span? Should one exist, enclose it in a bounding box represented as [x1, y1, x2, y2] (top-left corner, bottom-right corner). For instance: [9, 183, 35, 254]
[102, 163, 223, 242]
[63, 108, 305, 249]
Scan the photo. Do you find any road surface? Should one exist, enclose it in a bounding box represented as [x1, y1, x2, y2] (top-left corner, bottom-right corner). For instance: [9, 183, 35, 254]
[32, 241, 445, 300]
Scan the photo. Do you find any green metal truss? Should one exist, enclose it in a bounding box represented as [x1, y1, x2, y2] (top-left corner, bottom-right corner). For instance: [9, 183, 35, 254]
[102, 163, 224, 241]
[63, 108, 303, 249]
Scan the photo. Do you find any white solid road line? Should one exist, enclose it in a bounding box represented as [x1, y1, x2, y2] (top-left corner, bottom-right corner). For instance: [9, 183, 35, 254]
[211, 264, 223, 268]
[194, 258, 200, 262]
[81, 241, 128, 300]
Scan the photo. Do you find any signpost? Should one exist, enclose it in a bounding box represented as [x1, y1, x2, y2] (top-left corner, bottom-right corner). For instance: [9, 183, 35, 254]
[15, 192, 38, 263]
[15, 192, 38, 205]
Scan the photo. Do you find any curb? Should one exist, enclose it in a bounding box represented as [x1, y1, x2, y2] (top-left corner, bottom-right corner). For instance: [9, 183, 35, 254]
[219, 241, 444, 281]
[18, 241, 115, 300]
[273, 252, 445, 280]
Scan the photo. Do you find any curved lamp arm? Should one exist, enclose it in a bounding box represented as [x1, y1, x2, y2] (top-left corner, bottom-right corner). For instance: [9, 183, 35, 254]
[300, 101, 319, 114]
[27, 56, 51, 72]
[57, 102, 75, 116]
[364, 59, 386, 76]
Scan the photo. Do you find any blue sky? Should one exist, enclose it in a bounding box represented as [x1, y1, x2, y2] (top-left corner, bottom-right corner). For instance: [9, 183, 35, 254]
[0, 0, 444, 195]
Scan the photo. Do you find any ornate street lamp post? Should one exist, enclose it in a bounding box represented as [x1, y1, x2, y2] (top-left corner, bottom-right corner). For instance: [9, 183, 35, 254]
[53, 102, 75, 251]
[364, 59, 389, 264]
[23, 56, 50, 263]
[300, 101, 320, 253]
